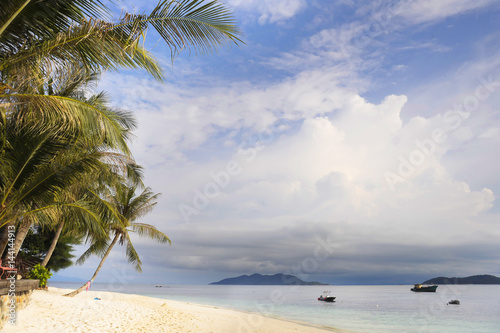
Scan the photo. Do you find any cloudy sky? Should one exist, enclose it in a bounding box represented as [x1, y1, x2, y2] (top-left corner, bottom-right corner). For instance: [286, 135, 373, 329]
[53, 0, 500, 285]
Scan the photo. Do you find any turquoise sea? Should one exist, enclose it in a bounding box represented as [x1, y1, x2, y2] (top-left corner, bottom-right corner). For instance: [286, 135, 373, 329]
[52, 282, 500, 332]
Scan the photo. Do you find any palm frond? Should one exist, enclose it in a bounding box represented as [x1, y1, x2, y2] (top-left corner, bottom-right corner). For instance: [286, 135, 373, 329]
[130, 222, 171, 244]
[0, 0, 110, 53]
[116, 0, 243, 58]
[76, 236, 110, 265]
[0, 132, 107, 224]
[124, 187, 161, 221]
[3, 93, 135, 153]
[1, 0, 243, 80]
[124, 232, 142, 272]
[15, 199, 107, 238]
[1, 18, 163, 80]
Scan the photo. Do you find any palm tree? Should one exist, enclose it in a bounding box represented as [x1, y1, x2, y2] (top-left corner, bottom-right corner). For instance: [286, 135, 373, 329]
[65, 184, 170, 297]
[0, 68, 136, 247]
[40, 161, 144, 267]
[0, 0, 239, 280]
[1, 3, 242, 202]
[41, 219, 65, 268]
[2, 76, 127, 254]
[1, 0, 242, 147]
[1, 0, 242, 244]
[1, 0, 242, 101]
[9, 216, 31, 258]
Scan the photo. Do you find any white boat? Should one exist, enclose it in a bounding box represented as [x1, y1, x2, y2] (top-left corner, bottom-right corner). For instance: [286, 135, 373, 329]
[318, 291, 336, 302]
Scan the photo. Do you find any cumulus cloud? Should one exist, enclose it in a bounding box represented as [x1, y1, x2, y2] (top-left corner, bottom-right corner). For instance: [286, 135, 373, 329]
[57, 1, 500, 284]
[107, 76, 495, 281]
[90, 40, 500, 282]
[99, 66, 365, 164]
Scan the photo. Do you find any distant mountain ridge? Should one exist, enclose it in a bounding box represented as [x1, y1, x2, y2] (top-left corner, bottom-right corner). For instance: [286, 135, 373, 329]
[209, 273, 329, 285]
[423, 274, 500, 285]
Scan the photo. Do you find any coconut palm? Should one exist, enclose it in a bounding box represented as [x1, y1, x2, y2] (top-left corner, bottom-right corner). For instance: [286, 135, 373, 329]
[1, 0, 242, 107]
[65, 184, 170, 297]
[1, 2, 242, 185]
[0, 66, 144, 266]
[1, 0, 242, 217]
[40, 161, 144, 267]
[1, 0, 238, 280]
[1, 0, 241, 234]
[0, 126, 133, 252]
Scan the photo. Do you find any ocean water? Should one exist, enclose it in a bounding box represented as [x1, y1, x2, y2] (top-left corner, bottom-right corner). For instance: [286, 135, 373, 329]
[52, 282, 500, 332]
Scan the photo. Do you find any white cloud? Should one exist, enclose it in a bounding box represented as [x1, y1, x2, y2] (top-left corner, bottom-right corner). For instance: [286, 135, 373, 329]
[67, 2, 500, 284]
[95, 41, 500, 280]
[392, 64, 408, 71]
[265, 0, 496, 74]
[228, 0, 306, 24]
[123, 80, 496, 271]
[392, 0, 498, 25]
[396, 41, 452, 53]
[100, 66, 366, 165]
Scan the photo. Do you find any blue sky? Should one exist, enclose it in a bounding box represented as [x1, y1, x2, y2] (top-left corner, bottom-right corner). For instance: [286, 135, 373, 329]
[53, 0, 500, 285]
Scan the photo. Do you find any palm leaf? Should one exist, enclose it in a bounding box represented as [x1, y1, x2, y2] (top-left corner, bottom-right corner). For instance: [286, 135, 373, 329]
[0, 0, 110, 52]
[122, 187, 161, 221]
[2, 92, 135, 153]
[76, 236, 110, 265]
[1, 0, 243, 80]
[130, 222, 171, 244]
[124, 232, 142, 272]
[117, 0, 243, 58]
[0, 18, 163, 80]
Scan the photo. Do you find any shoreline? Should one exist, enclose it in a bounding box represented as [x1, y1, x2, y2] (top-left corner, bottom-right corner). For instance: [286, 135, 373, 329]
[3, 287, 348, 332]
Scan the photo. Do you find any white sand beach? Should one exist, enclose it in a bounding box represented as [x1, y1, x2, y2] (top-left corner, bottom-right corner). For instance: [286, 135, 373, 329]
[4, 287, 343, 333]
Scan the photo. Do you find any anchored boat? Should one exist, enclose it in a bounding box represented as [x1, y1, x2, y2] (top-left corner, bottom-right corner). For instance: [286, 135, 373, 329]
[411, 284, 438, 292]
[318, 291, 336, 302]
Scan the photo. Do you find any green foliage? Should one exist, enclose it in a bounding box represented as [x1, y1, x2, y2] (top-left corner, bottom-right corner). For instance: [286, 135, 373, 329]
[27, 264, 53, 288]
[1, 2, 235, 291]
[45, 233, 82, 272]
[17, 227, 45, 258]
[20, 226, 82, 272]
[77, 184, 170, 272]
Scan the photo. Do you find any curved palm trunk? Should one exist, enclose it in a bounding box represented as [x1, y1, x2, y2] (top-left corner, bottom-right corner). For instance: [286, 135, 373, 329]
[12, 218, 31, 257]
[41, 221, 64, 267]
[0, 221, 15, 258]
[64, 233, 120, 297]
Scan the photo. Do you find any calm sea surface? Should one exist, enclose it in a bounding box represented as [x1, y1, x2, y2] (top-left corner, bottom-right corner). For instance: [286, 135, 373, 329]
[52, 282, 500, 332]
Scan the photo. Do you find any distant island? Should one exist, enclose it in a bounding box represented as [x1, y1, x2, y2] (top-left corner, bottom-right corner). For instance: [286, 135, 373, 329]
[210, 273, 329, 285]
[423, 274, 500, 285]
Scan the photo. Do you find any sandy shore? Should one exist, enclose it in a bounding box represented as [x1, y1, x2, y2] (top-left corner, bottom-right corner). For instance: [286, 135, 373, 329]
[3, 287, 344, 333]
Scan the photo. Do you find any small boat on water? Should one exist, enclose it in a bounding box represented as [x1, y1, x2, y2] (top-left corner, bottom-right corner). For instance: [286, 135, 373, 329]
[411, 284, 438, 292]
[318, 291, 336, 302]
[448, 300, 460, 305]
